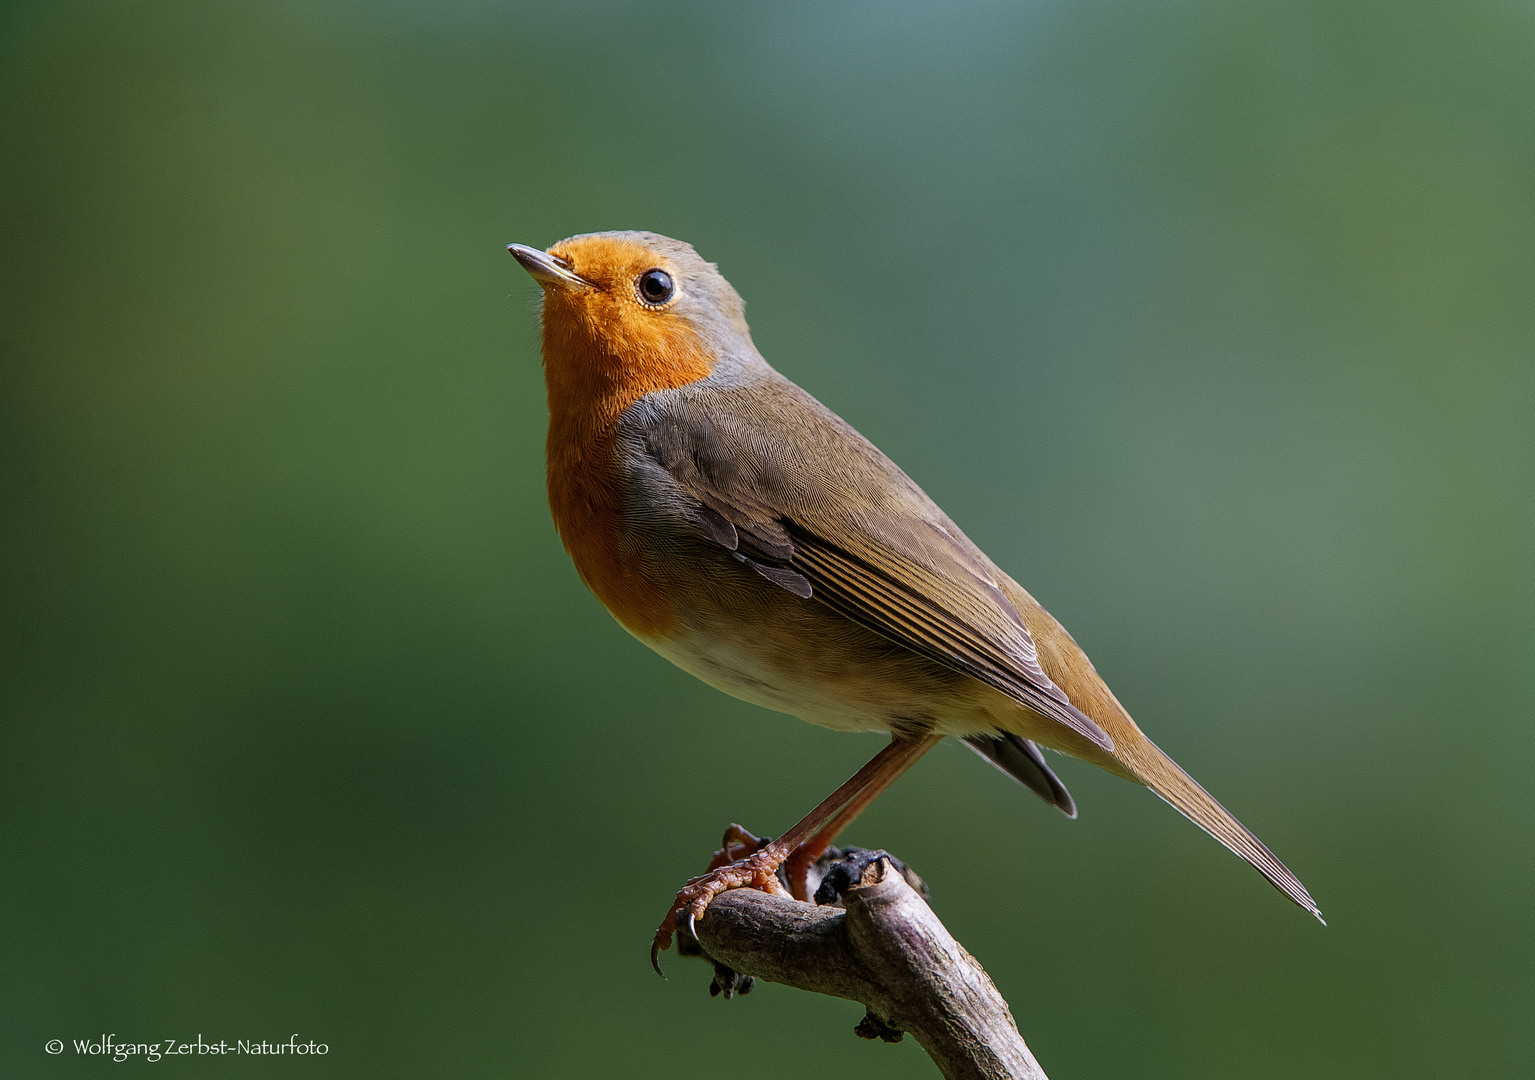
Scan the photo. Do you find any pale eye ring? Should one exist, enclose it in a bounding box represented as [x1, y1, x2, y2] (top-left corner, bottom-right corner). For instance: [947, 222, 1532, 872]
[637, 268, 674, 305]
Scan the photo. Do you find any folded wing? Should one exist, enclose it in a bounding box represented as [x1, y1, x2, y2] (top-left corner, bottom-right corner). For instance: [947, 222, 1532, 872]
[639, 383, 1112, 752]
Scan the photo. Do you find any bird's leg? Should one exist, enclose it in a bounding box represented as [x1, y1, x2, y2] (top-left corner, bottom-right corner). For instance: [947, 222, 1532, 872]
[781, 753, 918, 901]
[652, 733, 941, 970]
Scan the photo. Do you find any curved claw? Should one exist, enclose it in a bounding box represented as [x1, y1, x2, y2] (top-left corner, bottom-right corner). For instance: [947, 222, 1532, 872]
[652, 833, 793, 980]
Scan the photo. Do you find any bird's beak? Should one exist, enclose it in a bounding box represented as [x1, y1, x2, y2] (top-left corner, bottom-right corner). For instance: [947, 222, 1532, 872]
[507, 244, 594, 291]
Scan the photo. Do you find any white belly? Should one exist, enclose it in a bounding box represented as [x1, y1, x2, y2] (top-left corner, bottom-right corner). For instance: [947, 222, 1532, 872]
[641, 626, 892, 732]
[633, 620, 1003, 739]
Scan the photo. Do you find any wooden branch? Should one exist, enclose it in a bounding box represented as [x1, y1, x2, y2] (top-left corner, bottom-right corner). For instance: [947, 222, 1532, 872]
[690, 853, 1049, 1080]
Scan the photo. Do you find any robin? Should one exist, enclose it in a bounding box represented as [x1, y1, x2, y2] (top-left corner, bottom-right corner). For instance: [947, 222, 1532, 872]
[507, 231, 1322, 969]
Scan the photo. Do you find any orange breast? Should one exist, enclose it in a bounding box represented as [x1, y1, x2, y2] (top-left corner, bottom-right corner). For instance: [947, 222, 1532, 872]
[542, 282, 715, 640]
[546, 427, 675, 639]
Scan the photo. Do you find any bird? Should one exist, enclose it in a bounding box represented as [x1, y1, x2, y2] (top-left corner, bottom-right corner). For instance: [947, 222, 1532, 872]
[506, 230, 1322, 968]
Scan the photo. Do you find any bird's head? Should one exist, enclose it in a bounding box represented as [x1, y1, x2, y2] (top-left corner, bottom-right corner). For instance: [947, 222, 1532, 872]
[509, 232, 755, 419]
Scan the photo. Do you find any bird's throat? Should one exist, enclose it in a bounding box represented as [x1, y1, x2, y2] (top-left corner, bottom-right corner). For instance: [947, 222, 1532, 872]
[541, 316, 712, 641]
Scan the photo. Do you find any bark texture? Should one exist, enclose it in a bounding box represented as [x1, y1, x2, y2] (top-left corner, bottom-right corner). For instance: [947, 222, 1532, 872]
[691, 854, 1049, 1080]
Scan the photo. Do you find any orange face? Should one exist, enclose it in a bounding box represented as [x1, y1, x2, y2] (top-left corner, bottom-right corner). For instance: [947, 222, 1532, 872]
[534, 235, 719, 640]
[539, 235, 715, 432]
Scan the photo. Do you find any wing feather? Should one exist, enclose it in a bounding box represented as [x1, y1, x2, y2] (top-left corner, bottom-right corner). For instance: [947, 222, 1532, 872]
[789, 532, 1113, 750]
[640, 387, 1113, 752]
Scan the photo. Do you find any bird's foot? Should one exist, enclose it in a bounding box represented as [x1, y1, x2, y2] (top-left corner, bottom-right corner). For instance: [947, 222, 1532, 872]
[704, 823, 772, 871]
[652, 835, 792, 974]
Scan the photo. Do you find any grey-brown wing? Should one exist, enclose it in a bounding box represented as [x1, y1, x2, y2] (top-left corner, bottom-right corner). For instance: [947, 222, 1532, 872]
[640, 383, 1112, 752]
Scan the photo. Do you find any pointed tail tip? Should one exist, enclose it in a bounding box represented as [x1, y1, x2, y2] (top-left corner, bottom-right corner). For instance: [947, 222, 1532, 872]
[1279, 876, 1325, 925]
[1130, 739, 1326, 929]
[1288, 884, 1325, 925]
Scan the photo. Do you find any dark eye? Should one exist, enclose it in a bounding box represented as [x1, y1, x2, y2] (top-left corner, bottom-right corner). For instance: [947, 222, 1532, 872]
[637, 268, 674, 305]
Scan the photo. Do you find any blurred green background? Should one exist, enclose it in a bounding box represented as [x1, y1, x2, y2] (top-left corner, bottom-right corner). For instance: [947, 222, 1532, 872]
[3, 0, 1532, 1076]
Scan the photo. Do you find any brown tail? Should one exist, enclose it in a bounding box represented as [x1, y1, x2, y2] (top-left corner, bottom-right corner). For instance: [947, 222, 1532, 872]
[1127, 739, 1324, 923]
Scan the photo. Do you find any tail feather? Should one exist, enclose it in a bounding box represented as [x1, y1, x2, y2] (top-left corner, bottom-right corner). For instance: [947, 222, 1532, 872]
[963, 732, 1077, 818]
[1131, 739, 1324, 923]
